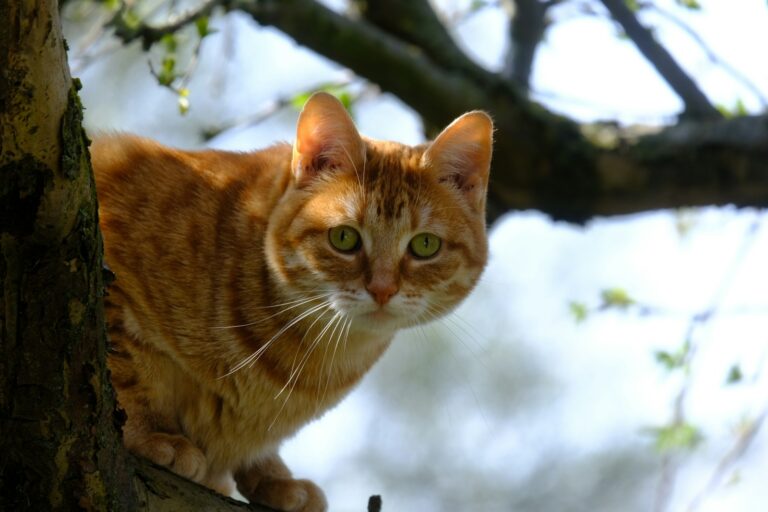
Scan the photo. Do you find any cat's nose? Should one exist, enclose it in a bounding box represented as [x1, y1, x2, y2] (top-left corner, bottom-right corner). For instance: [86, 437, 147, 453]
[366, 279, 398, 306]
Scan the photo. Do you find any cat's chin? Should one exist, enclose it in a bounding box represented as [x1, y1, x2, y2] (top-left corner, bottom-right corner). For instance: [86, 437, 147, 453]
[363, 308, 397, 323]
[353, 308, 404, 332]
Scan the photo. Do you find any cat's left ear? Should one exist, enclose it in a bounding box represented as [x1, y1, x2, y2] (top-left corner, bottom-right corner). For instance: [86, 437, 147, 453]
[292, 92, 366, 188]
[422, 111, 493, 211]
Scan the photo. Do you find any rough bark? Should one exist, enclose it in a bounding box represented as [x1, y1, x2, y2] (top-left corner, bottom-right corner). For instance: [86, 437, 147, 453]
[0, 0, 274, 510]
[0, 0, 138, 508]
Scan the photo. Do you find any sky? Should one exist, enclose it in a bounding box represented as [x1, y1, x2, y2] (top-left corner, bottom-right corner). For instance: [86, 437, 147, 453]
[63, 0, 768, 510]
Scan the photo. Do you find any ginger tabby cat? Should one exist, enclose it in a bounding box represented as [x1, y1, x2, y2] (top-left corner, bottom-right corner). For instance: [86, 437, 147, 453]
[92, 93, 492, 512]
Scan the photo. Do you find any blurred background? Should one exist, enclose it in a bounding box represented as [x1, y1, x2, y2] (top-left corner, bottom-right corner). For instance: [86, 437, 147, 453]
[62, 1, 768, 510]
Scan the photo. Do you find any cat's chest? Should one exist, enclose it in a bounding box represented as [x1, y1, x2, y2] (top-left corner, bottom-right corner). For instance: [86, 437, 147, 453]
[190, 371, 351, 468]
[234, 374, 348, 432]
[176, 329, 391, 468]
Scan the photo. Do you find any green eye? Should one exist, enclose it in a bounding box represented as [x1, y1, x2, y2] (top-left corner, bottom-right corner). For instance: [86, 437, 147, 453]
[409, 233, 441, 259]
[328, 225, 361, 253]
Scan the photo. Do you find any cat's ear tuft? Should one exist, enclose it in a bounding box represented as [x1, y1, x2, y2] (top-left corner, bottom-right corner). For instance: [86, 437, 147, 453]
[421, 111, 493, 211]
[291, 92, 366, 188]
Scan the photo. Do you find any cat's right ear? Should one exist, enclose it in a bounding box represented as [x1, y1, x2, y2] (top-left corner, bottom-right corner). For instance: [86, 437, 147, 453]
[291, 92, 366, 188]
[421, 111, 493, 212]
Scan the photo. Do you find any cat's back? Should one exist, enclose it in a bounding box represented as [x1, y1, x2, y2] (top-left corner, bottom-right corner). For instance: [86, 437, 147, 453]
[91, 134, 293, 333]
[91, 134, 292, 209]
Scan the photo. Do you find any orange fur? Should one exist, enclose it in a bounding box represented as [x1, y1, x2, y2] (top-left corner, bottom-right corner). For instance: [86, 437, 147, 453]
[92, 93, 492, 512]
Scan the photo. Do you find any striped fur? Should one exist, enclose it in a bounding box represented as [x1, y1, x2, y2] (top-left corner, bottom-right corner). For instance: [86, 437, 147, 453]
[92, 93, 492, 512]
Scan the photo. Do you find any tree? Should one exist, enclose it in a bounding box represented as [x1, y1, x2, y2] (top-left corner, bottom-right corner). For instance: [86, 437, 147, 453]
[0, 0, 136, 508]
[107, 0, 768, 223]
[2, 0, 766, 510]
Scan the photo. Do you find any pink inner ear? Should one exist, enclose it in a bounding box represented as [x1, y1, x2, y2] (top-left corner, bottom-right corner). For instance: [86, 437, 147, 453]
[292, 93, 365, 186]
[423, 112, 493, 208]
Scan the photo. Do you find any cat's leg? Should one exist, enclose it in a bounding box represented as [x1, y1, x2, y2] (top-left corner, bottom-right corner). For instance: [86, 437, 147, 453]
[113, 364, 209, 482]
[203, 472, 236, 497]
[127, 429, 208, 482]
[234, 452, 327, 512]
[106, 300, 209, 483]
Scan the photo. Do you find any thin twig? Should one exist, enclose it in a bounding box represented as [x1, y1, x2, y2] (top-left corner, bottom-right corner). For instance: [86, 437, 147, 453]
[111, 0, 220, 50]
[646, 4, 768, 108]
[653, 214, 764, 512]
[687, 406, 768, 512]
[201, 77, 368, 141]
[599, 0, 720, 119]
[367, 495, 383, 512]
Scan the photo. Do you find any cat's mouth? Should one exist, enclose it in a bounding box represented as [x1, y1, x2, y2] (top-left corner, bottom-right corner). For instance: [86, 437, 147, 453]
[361, 306, 398, 323]
[368, 309, 392, 320]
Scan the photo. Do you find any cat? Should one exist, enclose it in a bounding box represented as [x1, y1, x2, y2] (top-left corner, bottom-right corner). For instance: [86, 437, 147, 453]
[91, 92, 493, 512]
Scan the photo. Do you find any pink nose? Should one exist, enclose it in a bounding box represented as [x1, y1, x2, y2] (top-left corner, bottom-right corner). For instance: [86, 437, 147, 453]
[366, 280, 398, 306]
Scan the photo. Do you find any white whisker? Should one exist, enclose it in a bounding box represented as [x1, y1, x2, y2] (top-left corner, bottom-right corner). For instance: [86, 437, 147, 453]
[319, 315, 349, 408]
[267, 311, 342, 431]
[277, 307, 337, 397]
[423, 302, 489, 373]
[217, 301, 332, 379]
[210, 292, 334, 330]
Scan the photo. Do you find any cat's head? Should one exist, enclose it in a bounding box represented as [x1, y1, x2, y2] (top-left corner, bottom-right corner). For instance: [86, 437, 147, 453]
[266, 92, 492, 335]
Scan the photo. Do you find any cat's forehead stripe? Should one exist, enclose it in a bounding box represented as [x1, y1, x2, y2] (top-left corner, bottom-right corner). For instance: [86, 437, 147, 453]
[364, 143, 424, 220]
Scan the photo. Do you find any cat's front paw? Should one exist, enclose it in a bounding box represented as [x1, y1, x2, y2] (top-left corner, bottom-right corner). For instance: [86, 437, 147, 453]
[131, 432, 208, 483]
[239, 477, 327, 512]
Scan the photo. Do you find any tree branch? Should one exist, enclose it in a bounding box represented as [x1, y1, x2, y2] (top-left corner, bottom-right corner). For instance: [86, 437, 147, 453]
[350, 0, 493, 84]
[134, 461, 276, 511]
[590, 115, 768, 216]
[106, 0, 768, 223]
[599, 0, 720, 120]
[235, 0, 505, 128]
[110, 0, 219, 50]
[503, 0, 551, 91]
[648, 3, 768, 108]
[235, 0, 606, 221]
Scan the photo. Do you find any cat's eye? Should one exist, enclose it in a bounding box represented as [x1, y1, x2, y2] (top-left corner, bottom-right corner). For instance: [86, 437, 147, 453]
[409, 233, 441, 259]
[328, 225, 361, 253]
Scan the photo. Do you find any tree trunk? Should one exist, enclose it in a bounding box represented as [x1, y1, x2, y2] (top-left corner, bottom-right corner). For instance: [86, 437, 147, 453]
[0, 0, 139, 508]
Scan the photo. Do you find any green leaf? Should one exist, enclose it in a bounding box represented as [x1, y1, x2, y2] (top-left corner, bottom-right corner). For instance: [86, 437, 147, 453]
[715, 103, 733, 118]
[157, 57, 177, 86]
[195, 16, 212, 38]
[600, 288, 634, 309]
[716, 99, 748, 118]
[624, 0, 640, 12]
[291, 86, 356, 113]
[121, 8, 142, 30]
[470, 0, 489, 12]
[569, 301, 589, 323]
[734, 98, 748, 116]
[648, 422, 703, 452]
[337, 91, 353, 111]
[290, 91, 313, 111]
[675, 0, 701, 9]
[178, 91, 190, 115]
[654, 350, 679, 370]
[161, 34, 177, 53]
[654, 339, 690, 372]
[726, 364, 743, 384]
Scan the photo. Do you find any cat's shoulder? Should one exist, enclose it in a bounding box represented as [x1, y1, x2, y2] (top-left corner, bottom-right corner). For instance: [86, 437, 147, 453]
[89, 132, 168, 171]
[90, 133, 291, 175]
